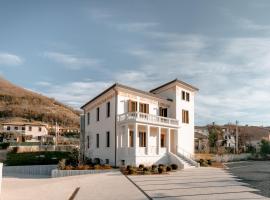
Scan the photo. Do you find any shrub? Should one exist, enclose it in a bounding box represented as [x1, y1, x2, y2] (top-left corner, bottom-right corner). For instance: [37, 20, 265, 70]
[76, 165, 89, 170]
[199, 159, 208, 167]
[166, 166, 172, 172]
[94, 164, 101, 170]
[139, 164, 144, 169]
[158, 164, 164, 168]
[207, 159, 212, 165]
[103, 164, 112, 169]
[64, 165, 73, 170]
[58, 159, 66, 170]
[84, 157, 92, 165]
[126, 165, 132, 171]
[171, 164, 178, 170]
[158, 166, 165, 174]
[143, 167, 150, 172]
[0, 142, 10, 149]
[93, 158, 101, 165]
[151, 164, 157, 170]
[128, 168, 137, 175]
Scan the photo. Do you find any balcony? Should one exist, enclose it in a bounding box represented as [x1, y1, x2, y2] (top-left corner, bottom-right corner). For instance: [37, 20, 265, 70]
[117, 112, 179, 127]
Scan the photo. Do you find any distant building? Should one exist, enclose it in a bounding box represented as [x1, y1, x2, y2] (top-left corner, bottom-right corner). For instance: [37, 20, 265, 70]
[1, 122, 48, 141]
[194, 126, 209, 153]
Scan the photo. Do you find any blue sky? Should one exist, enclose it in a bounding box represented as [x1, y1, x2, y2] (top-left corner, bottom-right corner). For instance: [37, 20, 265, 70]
[1, 0, 270, 126]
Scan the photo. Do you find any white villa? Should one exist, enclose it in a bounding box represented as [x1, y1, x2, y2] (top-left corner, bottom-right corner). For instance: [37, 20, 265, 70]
[80, 79, 199, 168]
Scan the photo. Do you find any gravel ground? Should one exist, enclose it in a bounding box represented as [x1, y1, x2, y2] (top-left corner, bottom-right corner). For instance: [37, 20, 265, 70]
[226, 161, 270, 198]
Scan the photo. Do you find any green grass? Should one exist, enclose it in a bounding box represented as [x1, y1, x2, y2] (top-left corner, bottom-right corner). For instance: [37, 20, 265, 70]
[5, 151, 71, 166]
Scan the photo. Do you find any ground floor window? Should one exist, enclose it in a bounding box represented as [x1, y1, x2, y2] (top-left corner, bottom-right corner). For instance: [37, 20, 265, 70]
[121, 160, 125, 166]
[161, 134, 165, 147]
[105, 159, 109, 164]
[139, 131, 146, 147]
[129, 130, 134, 147]
[96, 134, 99, 148]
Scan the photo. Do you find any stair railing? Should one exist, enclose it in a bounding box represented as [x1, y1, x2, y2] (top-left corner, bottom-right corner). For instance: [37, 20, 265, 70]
[176, 145, 200, 167]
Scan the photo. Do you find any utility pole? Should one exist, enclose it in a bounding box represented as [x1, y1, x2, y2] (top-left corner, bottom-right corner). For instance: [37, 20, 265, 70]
[235, 120, 239, 154]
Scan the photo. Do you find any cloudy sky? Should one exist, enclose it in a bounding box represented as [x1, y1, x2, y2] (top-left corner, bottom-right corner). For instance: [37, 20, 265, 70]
[1, 0, 270, 126]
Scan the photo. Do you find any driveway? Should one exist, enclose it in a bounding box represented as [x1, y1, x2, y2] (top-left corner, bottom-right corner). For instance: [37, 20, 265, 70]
[226, 161, 270, 198]
[128, 167, 270, 200]
[2, 171, 147, 200]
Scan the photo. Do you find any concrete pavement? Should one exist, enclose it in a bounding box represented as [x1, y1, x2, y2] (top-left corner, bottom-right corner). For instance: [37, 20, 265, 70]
[129, 167, 270, 200]
[2, 171, 147, 200]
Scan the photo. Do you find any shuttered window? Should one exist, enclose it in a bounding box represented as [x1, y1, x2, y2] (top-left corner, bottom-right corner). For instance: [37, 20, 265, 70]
[182, 110, 189, 124]
[128, 100, 137, 112]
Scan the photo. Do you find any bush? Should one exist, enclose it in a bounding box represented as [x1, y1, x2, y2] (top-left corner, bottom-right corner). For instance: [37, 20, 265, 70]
[260, 139, 270, 156]
[139, 164, 144, 169]
[94, 164, 101, 170]
[171, 164, 178, 170]
[126, 165, 132, 171]
[198, 159, 208, 167]
[128, 168, 137, 175]
[207, 159, 212, 165]
[0, 142, 10, 149]
[5, 151, 71, 166]
[158, 164, 164, 168]
[76, 165, 89, 170]
[64, 165, 73, 170]
[103, 164, 112, 169]
[158, 166, 165, 174]
[58, 159, 66, 170]
[166, 166, 172, 172]
[93, 158, 101, 165]
[143, 167, 150, 172]
[151, 164, 157, 170]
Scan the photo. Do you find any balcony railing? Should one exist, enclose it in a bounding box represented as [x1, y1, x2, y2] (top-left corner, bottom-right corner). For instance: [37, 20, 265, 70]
[117, 112, 179, 127]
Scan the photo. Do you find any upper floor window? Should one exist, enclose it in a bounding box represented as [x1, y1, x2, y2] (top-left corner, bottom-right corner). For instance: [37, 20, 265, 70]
[139, 103, 149, 114]
[87, 112, 90, 125]
[106, 102, 110, 118]
[29, 126, 32, 131]
[96, 107, 100, 121]
[182, 91, 190, 102]
[128, 100, 137, 112]
[159, 107, 168, 117]
[39, 127, 42, 132]
[7, 126, 10, 131]
[22, 127, 25, 131]
[182, 110, 189, 124]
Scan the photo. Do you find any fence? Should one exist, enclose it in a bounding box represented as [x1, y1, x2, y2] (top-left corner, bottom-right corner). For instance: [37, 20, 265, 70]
[51, 169, 116, 178]
[3, 165, 57, 177]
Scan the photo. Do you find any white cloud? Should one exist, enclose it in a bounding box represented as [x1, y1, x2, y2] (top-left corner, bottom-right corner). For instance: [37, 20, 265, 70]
[87, 8, 112, 21]
[36, 81, 52, 87]
[44, 52, 100, 70]
[0, 53, 23, 66]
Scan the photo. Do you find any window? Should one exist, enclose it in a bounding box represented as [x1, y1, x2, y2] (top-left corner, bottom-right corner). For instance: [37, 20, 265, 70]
[29, 126, 32, 131]
[161, 134, 165, 147]
[22, 127, 25, 131]
[87, 136, 89, 149]
[182, 91, 190, 102]
[129, 130, 134, 147]
[159, 107, 168, 117]
[182, 110, 189, 124]
[186, 93, 190, 102]
[128, 100, 137, 112]
[139, 131, 146, 147]
[96, 134, 99, 148]
[96, 107, 100, 121]
[182, 91, 185, 100]
[39, 127, 42, 132]
[15, 126, 18, 130]
[7, 126, 10, 131]
[105, 159, 109, 164]
[139, 103, 149, 113]
[106, 102, 110, 117]
[87, 112, 90, 125]
[106, 131, 110, 147]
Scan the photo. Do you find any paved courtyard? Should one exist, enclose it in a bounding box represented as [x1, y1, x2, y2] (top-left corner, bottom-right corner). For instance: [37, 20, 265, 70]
[2, 171, 147, 200]
[226, 161, 270, 198]
[129, 167, 270, 200]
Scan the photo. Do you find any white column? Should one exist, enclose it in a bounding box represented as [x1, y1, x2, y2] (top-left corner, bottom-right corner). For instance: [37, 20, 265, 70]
[167, 128, 171, 152]
[125, 125, 129, 147]
[136, 98, 140, 112]
[157, 127, 161, 155]
[134, 123, 138, 148]
[146, 125, 150, 155]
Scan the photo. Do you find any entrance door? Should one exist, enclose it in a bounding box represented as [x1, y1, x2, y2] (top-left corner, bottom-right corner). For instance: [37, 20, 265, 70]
[170, 131, 176, 154]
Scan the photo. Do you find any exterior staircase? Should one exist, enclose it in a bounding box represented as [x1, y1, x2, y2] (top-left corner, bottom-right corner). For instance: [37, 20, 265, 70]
[176, 152, 199, 168]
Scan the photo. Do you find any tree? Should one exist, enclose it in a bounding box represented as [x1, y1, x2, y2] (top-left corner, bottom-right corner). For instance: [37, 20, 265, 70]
[260, 139, 270, 156]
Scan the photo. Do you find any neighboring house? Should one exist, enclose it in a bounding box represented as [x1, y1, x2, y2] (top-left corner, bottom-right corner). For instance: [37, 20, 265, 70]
[1, 122, 48, 141]
[80, 79, 199, 168]
[194, 126, 209, 153]
[221, 126, 236, 149]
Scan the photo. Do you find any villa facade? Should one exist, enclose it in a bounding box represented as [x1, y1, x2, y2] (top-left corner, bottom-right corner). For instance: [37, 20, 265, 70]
[80, 79, 199, 168]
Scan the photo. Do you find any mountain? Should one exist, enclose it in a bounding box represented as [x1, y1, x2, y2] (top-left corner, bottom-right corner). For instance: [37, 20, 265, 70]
[0, 77, 80, 127]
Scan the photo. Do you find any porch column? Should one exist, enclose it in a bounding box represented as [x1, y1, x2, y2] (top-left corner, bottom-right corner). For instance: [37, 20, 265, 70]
[125, 125, 129, 147]
[146, 125, 150, 155]
[157, 127, 161, 155]
[134, 123, 138, 148]
[167, 128, 171, 152]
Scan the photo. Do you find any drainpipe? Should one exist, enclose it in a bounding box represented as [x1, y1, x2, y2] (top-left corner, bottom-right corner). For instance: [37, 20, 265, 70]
[113, 88, 118, 167]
